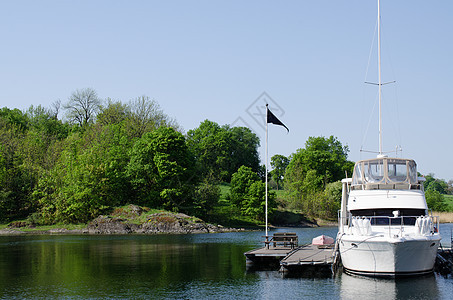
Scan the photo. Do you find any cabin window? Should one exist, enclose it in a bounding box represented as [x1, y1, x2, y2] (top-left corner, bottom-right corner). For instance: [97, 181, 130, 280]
[351, 158, 418, 188]
[352, 163, 363, 185]
[387, 160, 408, 183]
[408, 161, 417, 184]
[363, 160, 384, 183]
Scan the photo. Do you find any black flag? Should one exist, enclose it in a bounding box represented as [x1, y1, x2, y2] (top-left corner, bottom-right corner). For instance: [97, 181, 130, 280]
[266, 104, 289, 132]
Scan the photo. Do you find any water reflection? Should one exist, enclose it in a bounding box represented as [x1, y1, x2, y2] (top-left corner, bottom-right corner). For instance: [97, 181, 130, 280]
[0, 225, 451, 299]
[340, 273, 439, 300]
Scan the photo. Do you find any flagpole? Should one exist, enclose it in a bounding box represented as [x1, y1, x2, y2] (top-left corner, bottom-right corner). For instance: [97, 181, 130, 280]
[265, 104, 269, 238]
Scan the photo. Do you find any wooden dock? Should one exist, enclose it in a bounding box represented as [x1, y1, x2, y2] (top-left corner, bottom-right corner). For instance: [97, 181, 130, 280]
[245, 246, 295, 258]
[245, 232, 300, 267]
[244, 232, 338, 275]
[280, 244, 335, 275]
[245, 245, 296, 266]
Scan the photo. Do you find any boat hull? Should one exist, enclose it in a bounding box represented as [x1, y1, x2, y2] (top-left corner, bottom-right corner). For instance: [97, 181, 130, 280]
[339, 235, 441, 277]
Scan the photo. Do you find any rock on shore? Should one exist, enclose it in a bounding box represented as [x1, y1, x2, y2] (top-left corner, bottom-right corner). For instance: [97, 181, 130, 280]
[0, 207, 242, 235]
[87, 212, 239, 234]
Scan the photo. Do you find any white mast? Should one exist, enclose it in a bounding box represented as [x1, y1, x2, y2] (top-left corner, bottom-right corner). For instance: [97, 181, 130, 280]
[378, 0, 383, 156]
[265, 105, 269, 237]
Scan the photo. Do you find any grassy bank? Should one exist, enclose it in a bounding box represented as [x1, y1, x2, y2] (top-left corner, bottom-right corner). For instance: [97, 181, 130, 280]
[435, 211, 453, 223]
[0, 223, 86, 232]
[209, 183, 263, 228]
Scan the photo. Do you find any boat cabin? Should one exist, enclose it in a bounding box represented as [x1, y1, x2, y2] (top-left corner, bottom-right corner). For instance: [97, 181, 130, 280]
[345, 157, 428, 225]
[351, 157, 421, 191]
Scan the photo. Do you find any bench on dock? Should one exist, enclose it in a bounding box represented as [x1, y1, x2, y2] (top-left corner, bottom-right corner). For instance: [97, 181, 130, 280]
[264, 232, 298, 249]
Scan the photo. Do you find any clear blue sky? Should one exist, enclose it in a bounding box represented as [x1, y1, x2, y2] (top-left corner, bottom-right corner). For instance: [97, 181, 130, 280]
[1, 0, 452, 180]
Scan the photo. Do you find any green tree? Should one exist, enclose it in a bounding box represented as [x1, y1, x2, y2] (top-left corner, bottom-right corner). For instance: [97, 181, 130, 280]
[425, 189, 447, 212]
[229, 126, 260, 176]
[0, 121, 36, 221]
[230, 166, 276, 220]
[186, 120, 260, 182]
[322, 181, 342, 219]
[26, 105, 69, 141]
[242, 180, 276, 220]
[0, 105, 72, 222]
[192, 177, 220, 218]
[34, 124, 132, 224]
[0, 107, 29, 131]
[285, 136, 352, 192]
[127, 126, 196, 211]
[230, 166, 260, 207]
[270, 154, 289, 190]
[423, 174, 448, 194]
[97, 99, 129, 126]
[284, 136, 353, 218]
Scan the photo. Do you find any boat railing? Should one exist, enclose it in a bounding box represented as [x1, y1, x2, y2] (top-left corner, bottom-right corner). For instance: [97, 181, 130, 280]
[350, 183, 422, 191]
[339, 214, 440, 238]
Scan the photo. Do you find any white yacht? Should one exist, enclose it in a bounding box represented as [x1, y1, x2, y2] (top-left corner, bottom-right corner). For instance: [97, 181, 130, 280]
[338, 157, 441, 276]
[337, 0, 441, 277]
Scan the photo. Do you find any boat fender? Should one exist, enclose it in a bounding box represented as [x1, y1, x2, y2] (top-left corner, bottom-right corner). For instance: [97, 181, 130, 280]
[352, 218, 360, 235]
[357, 218, 364, 235]
[419, 217, 424, 236]
[363, 218, 371, 235]
[421, 217, 430, 236]
[415, 217, 421, 236]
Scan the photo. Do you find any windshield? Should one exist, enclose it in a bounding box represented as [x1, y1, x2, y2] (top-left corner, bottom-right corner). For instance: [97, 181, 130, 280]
[352, 158, 417, 186]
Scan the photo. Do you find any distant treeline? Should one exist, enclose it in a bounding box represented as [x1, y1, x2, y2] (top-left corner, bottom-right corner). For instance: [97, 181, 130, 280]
[2, 88, 449, 225]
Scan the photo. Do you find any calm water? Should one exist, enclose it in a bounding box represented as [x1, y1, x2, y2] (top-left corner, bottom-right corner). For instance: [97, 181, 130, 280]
[1, 225, 453, 299]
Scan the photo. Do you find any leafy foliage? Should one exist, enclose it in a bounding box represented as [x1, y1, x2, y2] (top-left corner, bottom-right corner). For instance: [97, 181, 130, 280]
[192, 178, 221, 218]
[270, 154, 289, 190]
[0, 93, 188, 224]
[127, 126, 196, 211]
[284, 136, 353, 219]
[0, 111, 38, 221]
[230, 166, 276, 220]
[34, 124, 133, 223]
[423, 173, 450, 195]
[425, 189, 448, 212]
[186, 120, 260, 182]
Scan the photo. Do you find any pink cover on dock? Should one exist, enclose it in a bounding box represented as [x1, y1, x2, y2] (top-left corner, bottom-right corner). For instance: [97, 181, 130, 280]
[312, 235, 334, 245]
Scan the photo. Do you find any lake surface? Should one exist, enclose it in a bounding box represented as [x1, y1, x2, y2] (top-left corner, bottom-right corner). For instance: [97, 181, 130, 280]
[1, 225, 452, 299]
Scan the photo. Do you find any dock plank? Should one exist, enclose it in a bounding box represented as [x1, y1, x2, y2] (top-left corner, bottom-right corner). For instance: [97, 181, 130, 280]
[245, 246, 295, 257]
[281, 244, 334, 267]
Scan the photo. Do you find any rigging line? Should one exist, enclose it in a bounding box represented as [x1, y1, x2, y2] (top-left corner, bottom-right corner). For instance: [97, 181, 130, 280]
[376, 13, 403, 155]
[381, 88, 402, 154]
[360, 91, 379, 150]
[364, 17, 379, 83]
[394, 85, 403, 154]
[360, 15, 379, 158]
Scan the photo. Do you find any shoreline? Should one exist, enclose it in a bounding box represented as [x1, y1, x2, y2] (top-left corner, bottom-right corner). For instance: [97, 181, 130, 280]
[0, 204, 327, 235]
